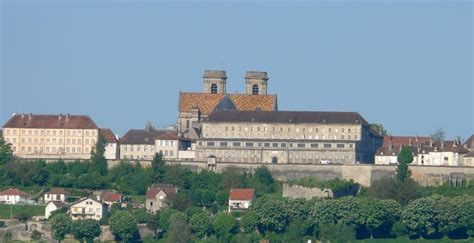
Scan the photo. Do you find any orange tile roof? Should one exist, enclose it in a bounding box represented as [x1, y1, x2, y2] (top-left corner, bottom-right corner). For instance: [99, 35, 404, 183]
[45, 188, 70, 195]
[229, 188, 255, 201]
[0, 188, 30, 197]
[179, 92, 276, 115]
[101, 191, 121, 202]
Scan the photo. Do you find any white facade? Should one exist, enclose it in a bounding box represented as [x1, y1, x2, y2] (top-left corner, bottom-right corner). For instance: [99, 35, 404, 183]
[0, 195, 31, 205]
[228, 199, 253, 212]
[44, 193, 66, 203]
[104, 142, 118, 160]
[417, 151, 460, 166]
[375, 155, 398, 165]
[45, 201, 66, 219]
[70, 198, 108, 220]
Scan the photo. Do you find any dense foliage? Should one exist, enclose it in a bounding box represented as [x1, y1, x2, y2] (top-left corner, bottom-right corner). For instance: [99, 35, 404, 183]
[288, 177, 355, 193]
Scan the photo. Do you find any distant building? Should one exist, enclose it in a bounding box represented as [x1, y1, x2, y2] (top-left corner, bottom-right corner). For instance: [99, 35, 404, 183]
[70, 198, 108, 220]
[44, 188, 70, 203]
[146, 184, 178, 212]
[95, 191, 122, 206]
[45, 201, 67, 219]
[464, 151, 474, 167]
[119, 123, 168, 160]
[463, 135, 474, 151]
[155, 132, 192, 159]
[375, 136, 431, 165]
[0, 188, 31, 205]
[100, 128, 119, 160]
[177, 70, 278, 139]
[228, 188, 255, 212]
[1, 113, 99, 159]
[196, 110, 382, 166]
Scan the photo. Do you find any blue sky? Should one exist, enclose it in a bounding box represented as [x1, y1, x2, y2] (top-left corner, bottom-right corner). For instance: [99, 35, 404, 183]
[1, 1, 472, 139]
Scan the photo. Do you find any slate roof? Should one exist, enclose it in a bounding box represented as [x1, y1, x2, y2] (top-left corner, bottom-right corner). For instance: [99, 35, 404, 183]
[0, 188, 30, 197]
[179, 92, 277, 115]
[3, 114, 98, 129]
[206, 110, 369, 125]
[229, 188, 255, 201]
[47, 201, 68, 208]
[465, 151, 474, 158]
[100, 128, 118, 144]
[157, 132, 190, 141]
[463, 135, 474, 150]
[119, 129, 167, 145]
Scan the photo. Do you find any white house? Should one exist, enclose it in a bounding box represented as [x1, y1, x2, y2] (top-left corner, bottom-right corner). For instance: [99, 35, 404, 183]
[45, 201, 67, 219]
[44, 188, 70, 203]
[228, 188, 255, 212]
[70, 198, 108, 221]
[416, 140, 469, 166]
[0, 188, 31, 205]
[100, 128, 119, 160]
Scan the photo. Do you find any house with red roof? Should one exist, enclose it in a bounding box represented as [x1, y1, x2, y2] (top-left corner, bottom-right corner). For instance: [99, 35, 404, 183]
[146, 184, 178, 212]
[228, 188, 255, 212]
[100, 128, 119, 160]
[0, 188, 31, 205]
[44, 188, 70, 203]
[95, 191, 123, 206]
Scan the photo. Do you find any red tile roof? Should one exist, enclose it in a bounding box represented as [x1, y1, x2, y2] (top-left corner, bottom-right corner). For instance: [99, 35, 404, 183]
[463, 135, 474, 150]
[157, 132, 191, 141]
[179, 92, 277, 115]
[383, 136, 432, 147]
[229, 188, 255, 201]
[101, 191, 121, 202]
[0, 188, 30, 197]
[45, 188, 70, 195]
[100, 128, 118, 144]
[146, 184, 178, 199]
[3, 114, 98, 129]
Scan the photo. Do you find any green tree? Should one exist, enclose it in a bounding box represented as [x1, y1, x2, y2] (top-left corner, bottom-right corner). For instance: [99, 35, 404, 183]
[220, 166, 246, 190]
[358, 198, 401, 238]
[240, 211, 259, 233]
[90, 134, 108, 176]
[319, 223, 356, 243]
[151, 152, 166, 182]
[402, 196, 440, 238]
[71, 219, 101, 243]
[189, 211, 212, 239]
[50, 213, 72, 243]
[30, 230, 42, 241]
[368, 177, 421, 205]
[252, 196, 290, 233]
[0, 138, 13, 165]
[457, 196, 474, 237]
[250, 166, 276, 195]
[396, 147, 413, 183]
[370, 123, 388, 136]
[166, 215, 191, 243]
[109, 211, 138, 242]
[212, 213, 238, 239]
[3, 231, 12, 243]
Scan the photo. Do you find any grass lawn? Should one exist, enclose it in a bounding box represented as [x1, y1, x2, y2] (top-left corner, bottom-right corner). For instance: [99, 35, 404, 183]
[0, 204, 45, 219]
[128, 195, 146, 204]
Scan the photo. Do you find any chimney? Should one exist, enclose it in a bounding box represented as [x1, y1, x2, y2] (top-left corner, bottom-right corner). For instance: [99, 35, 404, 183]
[11, 112, 17, 117]
[28, 113, 32, 120]
[58, 114, 62, 120]
[409, 138, 412, 146]
[66, 114, 70, 121]
[21, 113, 25, 119]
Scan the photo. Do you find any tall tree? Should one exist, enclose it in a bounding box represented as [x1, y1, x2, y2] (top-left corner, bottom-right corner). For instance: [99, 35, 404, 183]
[431, 128, 445, 142]
[90, 134, 108, 176]
[151, 152, 166, 182]
[166, 214, 191, 243]
[189, 211, 212, 239]
[0, 138, 13, 165]
[71, 219, 101, 243]
[50, 213, 72, 243]
[370, 123, 388, 136]
[396, 147, 413, 183]
[109, 211, 138, 242]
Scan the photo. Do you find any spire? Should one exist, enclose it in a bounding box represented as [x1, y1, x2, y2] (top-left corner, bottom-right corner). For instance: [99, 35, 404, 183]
[145, 120, 155, 132]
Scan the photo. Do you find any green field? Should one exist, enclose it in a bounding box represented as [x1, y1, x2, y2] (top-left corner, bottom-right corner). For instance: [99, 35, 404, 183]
[0, 204, 45, 219]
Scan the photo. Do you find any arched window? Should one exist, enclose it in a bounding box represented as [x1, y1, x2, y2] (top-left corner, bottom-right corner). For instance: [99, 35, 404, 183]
[272, 156, 278, 164]
[252, 84, 259, 95]
[211, 84, 218, 94]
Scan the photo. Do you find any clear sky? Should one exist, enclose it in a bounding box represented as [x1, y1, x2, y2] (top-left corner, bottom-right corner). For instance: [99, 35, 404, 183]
[1, 1, 472, 139]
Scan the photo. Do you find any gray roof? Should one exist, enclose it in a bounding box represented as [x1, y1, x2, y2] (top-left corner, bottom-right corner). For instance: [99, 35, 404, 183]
[119, 129, 168, 145]
[214, 95, 237, 112]
[205, 110, 369, 125]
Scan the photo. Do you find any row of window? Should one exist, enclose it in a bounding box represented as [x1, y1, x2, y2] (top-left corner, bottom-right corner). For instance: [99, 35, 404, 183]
[5, 137, 95, 146]
[4, 129, 96, 137]
[16, 146, 89, 154]
[201, 141, 354, 149]
[122, 145, 154, 152]
[204, 133, 358, 140]
[206, 126, 357, 134]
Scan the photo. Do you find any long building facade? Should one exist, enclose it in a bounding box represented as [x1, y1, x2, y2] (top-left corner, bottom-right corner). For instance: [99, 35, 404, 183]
[2, 113, 99, 159]
[195, 110, 383, 165]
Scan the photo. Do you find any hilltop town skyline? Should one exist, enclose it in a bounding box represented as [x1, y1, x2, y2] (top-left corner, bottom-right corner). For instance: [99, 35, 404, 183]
[1, 1, 472, 139]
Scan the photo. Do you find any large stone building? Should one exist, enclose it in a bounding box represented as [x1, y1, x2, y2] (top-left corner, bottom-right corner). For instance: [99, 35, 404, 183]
[99, 128, 119, 160]
[2, 113, 99, 159]
[195, 110, 383, 165]
[177, 70, 278, 138]
[119, 124, 167, 160]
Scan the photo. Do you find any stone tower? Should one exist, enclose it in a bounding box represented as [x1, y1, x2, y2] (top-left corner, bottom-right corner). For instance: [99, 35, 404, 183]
[203, 70, 227, 94]
[245, 71, 268, 95]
